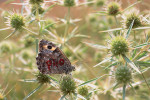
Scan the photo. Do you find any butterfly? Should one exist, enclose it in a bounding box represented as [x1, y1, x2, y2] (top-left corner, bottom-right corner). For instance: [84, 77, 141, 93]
[36, 39, 75, 74]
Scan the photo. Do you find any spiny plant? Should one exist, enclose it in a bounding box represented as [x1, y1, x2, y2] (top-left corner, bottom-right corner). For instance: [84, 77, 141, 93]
[0, 0, 150, 100]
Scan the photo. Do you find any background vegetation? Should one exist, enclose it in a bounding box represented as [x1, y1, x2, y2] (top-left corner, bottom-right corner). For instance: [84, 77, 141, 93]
[0, 0, 150, 100]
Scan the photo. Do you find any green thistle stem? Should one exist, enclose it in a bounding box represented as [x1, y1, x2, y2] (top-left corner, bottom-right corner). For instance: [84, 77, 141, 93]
[123, 84, 126, 100]
[64, 7, 71, 41]
[70, 93, 73, 100]
[36, 4, 40, 20]
[114, 16, 118, 27]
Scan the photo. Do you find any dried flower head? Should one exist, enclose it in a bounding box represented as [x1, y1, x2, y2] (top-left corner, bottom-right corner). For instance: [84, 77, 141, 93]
[115, 66, 132, 85]
[60, 76, 76, 95]
[36, 72, 50, 84]
[78, 86, 88, 97]
[111, 36, 129, 56]
[64, 0, 75, 7]
[107, 2, 121, 16]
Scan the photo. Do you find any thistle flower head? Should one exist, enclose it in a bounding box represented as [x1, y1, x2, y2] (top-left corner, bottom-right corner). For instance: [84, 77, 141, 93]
[122, 9, 145, 29]
[31, 5, 44, 15]
[125, 13, 142, 28]
[7, 13, 25, 30]
[60, 76, 76, 95]
[24, 36, 35, 47]
[115, 66, 132, 85]
[21, 50, 34, 60]
[36, 72, 50, 84]
[107, 2, 121, 16]
[29, 0, 44, 5]
[111, 36, 129, 56]
[64, 0, 75, 7]
[0, 41, 14, 54]
[78, 86, 89, 97]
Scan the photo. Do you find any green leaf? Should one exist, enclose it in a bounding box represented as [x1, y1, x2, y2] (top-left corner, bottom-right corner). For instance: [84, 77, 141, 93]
[129, 83, 136, 93]
[95, 11, 107, 14]
[93, 56, 112, 67]
[4, 30, 17, 39]
[59, 94, 67, 100]
[123, 85, 126, 100]
[0, 27, 11, 31]
[132, 49, 137, 58]
[133, 27, 150, 30]
[74, 34, 90, 38]
[134, 42, 150, 49]
[83, 42, 108, 50]
[48, 75, 59, 84]
[126, 20, 134, 39]
[104, 62, 119, 70]
[78, 74, 107, 87]
[134, 51, 147, 60]
[20, 79, 37, 83]
[122, 55, 140, 73]
[42, 3, 56, 17]
[23, 84, 43, 100]
[44, 23, 56, 29]
[23, 27, 38, 35]
[100, 28, 122, 33]
[136, 61, 150, 67]
[44, 29, 57, 39]
[113, 83, 119, 90]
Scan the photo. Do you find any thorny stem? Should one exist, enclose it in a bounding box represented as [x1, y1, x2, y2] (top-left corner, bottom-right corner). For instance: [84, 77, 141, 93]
[69, 93, 73, 100]
[108, 66, 114, 88]
[64, 7, 71, 41]
[123, 84, 126, 100]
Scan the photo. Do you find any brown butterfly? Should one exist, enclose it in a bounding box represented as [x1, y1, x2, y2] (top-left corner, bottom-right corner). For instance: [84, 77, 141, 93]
[36, 39, 75, 74]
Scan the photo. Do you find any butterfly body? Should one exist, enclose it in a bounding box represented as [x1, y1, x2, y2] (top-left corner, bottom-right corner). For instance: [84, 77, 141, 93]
[36, 39, 75, 74]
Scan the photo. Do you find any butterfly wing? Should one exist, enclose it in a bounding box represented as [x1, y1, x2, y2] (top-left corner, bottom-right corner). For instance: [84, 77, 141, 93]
[36, 40, 75, 74]
[51, 47, 75, 74]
